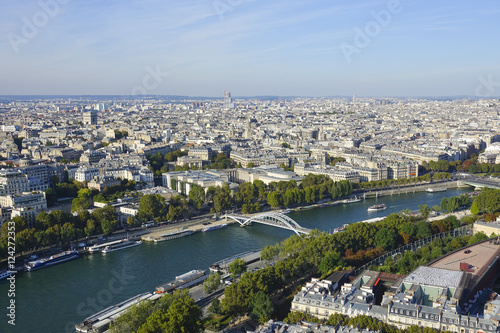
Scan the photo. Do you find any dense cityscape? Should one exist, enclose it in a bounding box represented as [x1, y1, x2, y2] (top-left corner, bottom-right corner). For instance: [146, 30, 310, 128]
[0, 94, 499, 333]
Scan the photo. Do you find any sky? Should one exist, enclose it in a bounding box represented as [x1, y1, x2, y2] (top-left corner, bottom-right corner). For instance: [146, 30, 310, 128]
[0, 0, 499, 97]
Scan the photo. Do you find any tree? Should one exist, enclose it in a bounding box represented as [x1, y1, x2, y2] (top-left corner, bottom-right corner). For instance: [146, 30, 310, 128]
[163, 296, 202, 333]
[267, 191, 282, 209]
[84, 219, 96, 237]
[228, 258, 247, 278]
[374, 228, 397, 251]
[261, 245, 279, 262]
[249, 291, 274, 324]
[203, 272, 222, 294]
[138, 194, 166, 220]
[71, 197, 90, 212]
[208, 298, 221, 315]
[101, 219, 117, 236]
[45, 187, 57, 207]
[127, 216, 138, 227]
[92, 206, 117, 225]
[318, 250, 346, 275]
[440, 197, 448, 212]
[416, 221, 432, 238]
[470, 201, 479, 215]
[93, 193, 107, 203]
[78, 188, 93, 199]
[60, 222, 76, 243]
[188, 185, 205, 210]
[205, 186, 217, 204]
[468, 231, 488, 245]
[418, 204, 431, 219]
[213, 184, 232, 213]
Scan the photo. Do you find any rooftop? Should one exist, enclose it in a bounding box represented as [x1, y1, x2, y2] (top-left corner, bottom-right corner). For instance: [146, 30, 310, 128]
[403, 266, 464, 289]
[429, 239, 500, 277]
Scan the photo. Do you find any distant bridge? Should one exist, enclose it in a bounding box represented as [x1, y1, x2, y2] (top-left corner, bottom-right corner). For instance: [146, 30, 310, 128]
[225, 212, 311, 235]
[459, 178, 500, 190]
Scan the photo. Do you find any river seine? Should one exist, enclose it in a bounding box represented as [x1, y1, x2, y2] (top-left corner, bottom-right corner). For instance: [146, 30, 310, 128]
[0, 188, 470, 333]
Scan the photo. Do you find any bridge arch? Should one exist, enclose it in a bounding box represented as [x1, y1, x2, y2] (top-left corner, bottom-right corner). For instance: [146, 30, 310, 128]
[225, 212, 310, 235]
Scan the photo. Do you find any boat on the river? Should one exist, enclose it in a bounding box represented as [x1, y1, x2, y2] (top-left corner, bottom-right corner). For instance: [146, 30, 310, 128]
[202, 224, 227, 232]
[101, 239, 142, 254]
[24, 251, 80, 271]
[427, 188, 447, 193]
[156, 269, 207, 293]
[153, 229, 195, 242]
[342, 196, 362, 204]
[367, 204, 387, 212]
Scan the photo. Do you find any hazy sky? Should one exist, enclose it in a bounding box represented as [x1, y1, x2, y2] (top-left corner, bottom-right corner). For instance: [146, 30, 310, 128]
[0, 0, 499, 97]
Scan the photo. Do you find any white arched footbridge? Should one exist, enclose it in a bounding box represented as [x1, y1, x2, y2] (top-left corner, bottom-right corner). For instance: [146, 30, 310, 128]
[225, 212, 311, 235]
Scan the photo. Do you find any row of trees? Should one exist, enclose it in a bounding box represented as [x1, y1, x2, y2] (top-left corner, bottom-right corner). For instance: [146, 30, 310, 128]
[440, 194, 471, 213]
[471, 188, 500, 214]
[231, 175, 353, 213]
[131, 193, 190, 225]
[0, 205, 118, 259]
[377, 232, 489, 275]
[422, 157, 500, 175]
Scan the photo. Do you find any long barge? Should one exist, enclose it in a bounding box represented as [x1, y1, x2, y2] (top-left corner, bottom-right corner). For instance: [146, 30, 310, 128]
[24, 250, 80, 271]
[202, 223, 227, 232]
[75, 292, 162, 333]
[75, 267, 208, 332]
[155, 269, 207, 293]
[210, 249, 261, 273]
[87, 239, 124, 253]
[101, 239, 142, 254]
[153, 229, 195, 243]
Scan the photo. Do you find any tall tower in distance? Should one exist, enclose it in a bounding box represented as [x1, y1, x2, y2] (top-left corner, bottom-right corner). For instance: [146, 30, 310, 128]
[352, 94, 357, 105]
[83, 110, 97, 125]
[224, 91, 234, 109]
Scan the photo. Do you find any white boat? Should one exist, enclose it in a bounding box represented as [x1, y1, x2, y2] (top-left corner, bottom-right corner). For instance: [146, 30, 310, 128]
[367, 204, 387, 212]
[342, 196, 362, 204]
[426, 188, 446, 193]
[153, 230, 195, 243]
[280, 209, 292, 214]
[88, 239, 123, 253]
[0, 270, 14, 280]
[101, 239, 142, 254]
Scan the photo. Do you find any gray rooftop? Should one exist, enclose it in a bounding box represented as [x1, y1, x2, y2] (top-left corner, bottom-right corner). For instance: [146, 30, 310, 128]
[403, 266, 464, 289]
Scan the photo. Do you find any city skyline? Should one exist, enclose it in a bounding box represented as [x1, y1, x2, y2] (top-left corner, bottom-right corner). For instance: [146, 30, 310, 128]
[0, 0, 499, 97]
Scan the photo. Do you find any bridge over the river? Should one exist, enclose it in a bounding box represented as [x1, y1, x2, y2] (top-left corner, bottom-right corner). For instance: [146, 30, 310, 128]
[225, 212, 311, 235]
[459, 177, 500, 190]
